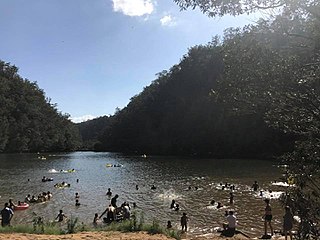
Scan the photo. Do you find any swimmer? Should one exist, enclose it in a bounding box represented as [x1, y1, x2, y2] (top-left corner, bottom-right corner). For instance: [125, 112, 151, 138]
[175, 204, 180, 211]
[151, 185, 156, 190]
[210, 200, 215, 205]
[75, 199, 80, 206]
[75, 192, 79, 199]
[217, 202, 223, 209]
[106, 188, 112, 196]
[136, 184, 139, 190]
[167, 220, 172, 229]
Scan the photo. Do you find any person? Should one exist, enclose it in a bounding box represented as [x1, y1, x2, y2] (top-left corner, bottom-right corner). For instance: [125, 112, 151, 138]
[136, 184, 139, 190]
[167, 220, 172, 229]
[170, 200, 176, 209]
[75, 192, 80, 199]
[25, 194, 31, 203]
[151, 185, 156, 190]
[122, 202, 130, 220]
[75, 199, 81, 206]
[111, 194, 118, 208]
[1, 203, 14, 227]
[180, 212, 188, 232]
[30, 195, 37, 203]
[222, 210, 236, 237]
[93, 213, 99, 226]
[56, 210, 67, 222]
[283, 206, 294, 240]
[106, 188, 112, 196]
[263, 199, 273, 236]
[210, 200, 215, 205]
[252, 181, 259, 191]
[100, 204, 115, 223]
[175, 204, 180, 211]
[42, 176, 46, 182]
[229, 192, 234, 204]
[217, 202, 223, 209]
[76, 179, 79, 183]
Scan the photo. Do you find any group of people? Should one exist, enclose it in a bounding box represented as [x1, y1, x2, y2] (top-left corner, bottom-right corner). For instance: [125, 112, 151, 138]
[25, 191, 53, 203]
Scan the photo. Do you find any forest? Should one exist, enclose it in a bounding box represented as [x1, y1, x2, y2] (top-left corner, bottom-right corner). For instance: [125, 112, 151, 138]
[0, 61, 81, 152]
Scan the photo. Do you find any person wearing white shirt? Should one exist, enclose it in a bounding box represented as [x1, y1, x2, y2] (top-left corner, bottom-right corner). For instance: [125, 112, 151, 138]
[222, 210, 237, 236]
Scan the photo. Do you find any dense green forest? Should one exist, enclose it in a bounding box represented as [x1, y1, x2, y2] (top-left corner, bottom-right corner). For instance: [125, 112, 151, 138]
[87, 44, 293, 158]
[0, 61, 81, 152]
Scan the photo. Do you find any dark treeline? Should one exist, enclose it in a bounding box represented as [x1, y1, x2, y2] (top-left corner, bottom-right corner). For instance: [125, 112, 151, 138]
[87, 44, 293, 158]
[0, 61, 81, 152]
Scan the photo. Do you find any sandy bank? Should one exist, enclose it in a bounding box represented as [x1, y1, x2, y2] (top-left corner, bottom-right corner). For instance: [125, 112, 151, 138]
[0, 231, 287, 240]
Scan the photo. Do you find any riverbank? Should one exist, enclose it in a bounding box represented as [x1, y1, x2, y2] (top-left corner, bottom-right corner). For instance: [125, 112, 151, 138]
[0, 231, 287, 240]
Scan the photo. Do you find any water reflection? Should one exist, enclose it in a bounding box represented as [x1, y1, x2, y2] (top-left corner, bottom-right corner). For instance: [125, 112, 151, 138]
[0, 152, 285, 237]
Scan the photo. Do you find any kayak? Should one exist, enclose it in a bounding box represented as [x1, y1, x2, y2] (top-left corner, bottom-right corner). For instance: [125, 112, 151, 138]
[15, 203, 29, 210]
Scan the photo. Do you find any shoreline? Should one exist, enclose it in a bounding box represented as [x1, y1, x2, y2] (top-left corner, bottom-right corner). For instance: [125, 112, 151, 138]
[0, 231, 287, 240]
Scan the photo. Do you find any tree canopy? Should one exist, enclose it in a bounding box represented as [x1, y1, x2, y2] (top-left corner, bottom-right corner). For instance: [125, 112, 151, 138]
[0, 61, 81, 152]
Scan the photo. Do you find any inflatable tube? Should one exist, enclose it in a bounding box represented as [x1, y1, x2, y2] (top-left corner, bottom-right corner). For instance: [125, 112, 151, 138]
[15, 203, 29, 210]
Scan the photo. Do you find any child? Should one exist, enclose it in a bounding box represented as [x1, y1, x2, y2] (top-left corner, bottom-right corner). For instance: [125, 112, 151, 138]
[75, 199, 80, 206]
[56, 210, 67, 222]
[93, 213, 99, 226]
[180, 212, 188, 232]
[167, 220, 172, 229]
[283, 206, 294, 240]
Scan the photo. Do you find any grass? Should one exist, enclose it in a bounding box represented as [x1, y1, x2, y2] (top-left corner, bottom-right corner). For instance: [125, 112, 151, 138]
[0, 212, 181, 240]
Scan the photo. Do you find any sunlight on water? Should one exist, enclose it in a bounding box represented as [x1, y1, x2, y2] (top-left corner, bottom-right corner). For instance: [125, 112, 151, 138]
[0, 152, 286, 238]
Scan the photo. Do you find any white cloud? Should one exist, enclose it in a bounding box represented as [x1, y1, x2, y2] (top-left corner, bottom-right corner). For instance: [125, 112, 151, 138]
[112, 0, 154, 17]
[70, 115, 96, 123]
[160, 15, 176, 27]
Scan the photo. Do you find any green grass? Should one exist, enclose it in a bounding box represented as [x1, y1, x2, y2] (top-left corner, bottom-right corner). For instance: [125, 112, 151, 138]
[0, 213, 181, 240]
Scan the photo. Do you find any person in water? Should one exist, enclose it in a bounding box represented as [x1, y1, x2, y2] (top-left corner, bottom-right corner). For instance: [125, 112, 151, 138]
[111, 194, 118, 208]
[252, 181, 259, 191]
[25, 194, 31, 203]
[151, 185, 156, 190]
[175, 204, 180, 211]
[222, 210, 237, 237]
[283, 206, 294, 240]
[8, 199, 16, 210]
[135, 184, 139, 190]
[180, 212, 188, 232]
[170, 200, 176, 209]
[263, 199, 273, 236]
[75, 199, 81, 206]
[56, 210, 67, 222]
[217, 202, 223, 209]
[1, 203, 14, 227]
[75, 192, 79, 199]
[106, 188, 112, 196]
[229, 192, 234, 204]
[93, 213, 99, 226]
[210, 200, 215, 205]
[167, 220, 172, 229]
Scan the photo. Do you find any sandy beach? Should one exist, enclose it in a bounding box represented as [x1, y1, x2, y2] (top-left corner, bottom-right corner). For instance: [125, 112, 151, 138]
[0, 231, 286, 240]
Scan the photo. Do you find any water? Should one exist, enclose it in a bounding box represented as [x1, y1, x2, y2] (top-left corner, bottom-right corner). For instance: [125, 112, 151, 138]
[0, 152, 287, 237]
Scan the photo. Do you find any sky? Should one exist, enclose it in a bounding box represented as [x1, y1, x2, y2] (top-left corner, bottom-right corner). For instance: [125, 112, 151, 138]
[0, 0, 259, 123]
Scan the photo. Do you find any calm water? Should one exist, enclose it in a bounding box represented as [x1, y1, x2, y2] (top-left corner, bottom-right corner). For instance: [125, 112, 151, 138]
[0, 152, 287, 237]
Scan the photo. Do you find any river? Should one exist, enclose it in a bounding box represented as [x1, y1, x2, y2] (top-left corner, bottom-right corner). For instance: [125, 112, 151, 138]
[0, 152, 288, 237]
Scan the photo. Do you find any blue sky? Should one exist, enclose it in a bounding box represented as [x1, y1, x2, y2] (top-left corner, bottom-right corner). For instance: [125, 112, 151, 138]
[0, 0, 258, 122]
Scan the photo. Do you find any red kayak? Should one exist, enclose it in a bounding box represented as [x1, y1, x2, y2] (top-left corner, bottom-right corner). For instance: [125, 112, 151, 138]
[14, 203, 29, 210]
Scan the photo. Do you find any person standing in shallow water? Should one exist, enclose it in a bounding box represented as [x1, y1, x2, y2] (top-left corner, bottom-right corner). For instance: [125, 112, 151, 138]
[252, 181, 259, 191]
[180, 212, 188, 232]
[1, 203, 14, 227]
[263, 199, 273, 236]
